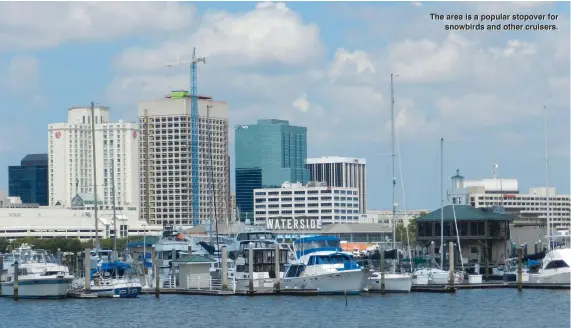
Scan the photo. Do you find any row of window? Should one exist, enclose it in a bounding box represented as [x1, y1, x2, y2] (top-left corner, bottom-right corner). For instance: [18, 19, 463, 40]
[255, 209, 360, 215]
[255, 189, 357, 196]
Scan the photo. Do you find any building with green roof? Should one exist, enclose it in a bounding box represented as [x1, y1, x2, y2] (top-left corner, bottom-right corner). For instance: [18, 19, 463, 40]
[415, 205, 515, 268]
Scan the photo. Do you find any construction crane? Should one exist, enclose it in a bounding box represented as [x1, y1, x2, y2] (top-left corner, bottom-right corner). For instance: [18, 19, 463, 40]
[167, 47, 206, 225]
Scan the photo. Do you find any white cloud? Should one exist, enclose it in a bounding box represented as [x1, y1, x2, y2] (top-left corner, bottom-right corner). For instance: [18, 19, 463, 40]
[292, 94, 311, 112]
[0, 2, 194, 50]
[2, 56, 39, 93]
[328, 48, 375, 81]
[104, 1, 569, 168]
[113, 2, 323, 72]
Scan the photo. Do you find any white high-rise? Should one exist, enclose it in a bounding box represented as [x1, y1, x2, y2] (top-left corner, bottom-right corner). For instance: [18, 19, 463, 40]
[138, 91, 230, 226]
[306, 156, 367, 213]
[48, 106, 140, 210]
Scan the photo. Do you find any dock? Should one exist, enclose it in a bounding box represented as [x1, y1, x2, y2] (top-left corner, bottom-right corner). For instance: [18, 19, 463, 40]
[67, 292, 99, 299]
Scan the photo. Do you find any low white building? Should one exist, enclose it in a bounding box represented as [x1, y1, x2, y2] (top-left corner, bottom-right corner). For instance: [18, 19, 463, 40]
[0, 203, 162, 240]
[450, 170, 571, 229]
[367, 209, 429, 227]
[253, 181, 360, 226]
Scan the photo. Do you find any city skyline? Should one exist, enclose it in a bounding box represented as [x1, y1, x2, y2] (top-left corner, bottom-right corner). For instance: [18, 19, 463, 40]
[0, 2, 568, 212]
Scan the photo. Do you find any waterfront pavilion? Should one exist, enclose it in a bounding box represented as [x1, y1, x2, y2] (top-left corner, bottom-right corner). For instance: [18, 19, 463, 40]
[415, 205, 515, 272]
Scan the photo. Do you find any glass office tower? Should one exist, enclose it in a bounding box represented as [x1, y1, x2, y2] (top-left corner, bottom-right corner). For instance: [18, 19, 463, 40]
[8, 154, 49, 205]
[235, 119, 309, 221]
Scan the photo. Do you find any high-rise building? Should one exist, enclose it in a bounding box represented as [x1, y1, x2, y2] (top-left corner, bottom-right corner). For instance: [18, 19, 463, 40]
[138, 90, 230, 226]
[235, 119, 309, 221]
[8, 154, 49, 205]
[48, 106, 140, 210]
[306, 156, 367, 213]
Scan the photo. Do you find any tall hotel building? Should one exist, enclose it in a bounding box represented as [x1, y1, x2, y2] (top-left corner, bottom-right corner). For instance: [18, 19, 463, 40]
[235, 119, 309, 221]
[138, 90, 230, 226]
[306, 156, 367, 213]
[48, 106, 140, 210]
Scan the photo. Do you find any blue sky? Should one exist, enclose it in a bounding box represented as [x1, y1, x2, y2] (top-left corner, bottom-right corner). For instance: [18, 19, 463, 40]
[0, 1, 569, 211]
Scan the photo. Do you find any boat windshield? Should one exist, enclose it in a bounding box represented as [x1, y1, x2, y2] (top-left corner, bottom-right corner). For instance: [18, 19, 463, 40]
[296, 239, 340, 251]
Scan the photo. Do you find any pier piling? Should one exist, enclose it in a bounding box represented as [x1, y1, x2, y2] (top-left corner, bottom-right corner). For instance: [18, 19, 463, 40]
[152, 250, 159, 298]
[449, 242, 455, 288]
[84, 248, 91, 293]
[221, 246, 228, 290]
[170, 249, 176, 287]
[248, 242, 254, 294]
[274, 243, 281, 292]
[57, 248, 62, 265]
[380, 250, 385, 295]
[517, 248, 523, 292]
[13, 261, 19, 301]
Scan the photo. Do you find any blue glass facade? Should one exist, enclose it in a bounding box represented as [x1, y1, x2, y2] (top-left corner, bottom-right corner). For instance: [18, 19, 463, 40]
[8, 154, 49, 205]
[235, 119, 309, 221]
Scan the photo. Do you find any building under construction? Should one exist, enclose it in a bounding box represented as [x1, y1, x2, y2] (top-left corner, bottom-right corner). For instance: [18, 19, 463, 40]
[137, 90, 231, 226]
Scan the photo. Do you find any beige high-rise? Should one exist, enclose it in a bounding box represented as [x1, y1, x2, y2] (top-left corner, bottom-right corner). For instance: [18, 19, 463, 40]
[137, 91, 230, 226]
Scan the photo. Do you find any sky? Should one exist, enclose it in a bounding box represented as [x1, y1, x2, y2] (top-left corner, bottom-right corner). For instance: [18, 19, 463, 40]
[0, 1, 569, 212]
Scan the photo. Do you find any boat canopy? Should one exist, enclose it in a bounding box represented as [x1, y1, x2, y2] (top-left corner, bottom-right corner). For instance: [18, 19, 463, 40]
[293, 236, 342, 258]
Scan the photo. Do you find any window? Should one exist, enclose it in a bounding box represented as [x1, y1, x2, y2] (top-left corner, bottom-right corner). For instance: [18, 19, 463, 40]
[545, 260, 569, 269]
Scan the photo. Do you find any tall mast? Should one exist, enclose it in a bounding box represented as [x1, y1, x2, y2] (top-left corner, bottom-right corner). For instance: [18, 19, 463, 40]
[90, 101, 100, 250]
[390, 73, 396, 251]
[440, 137, 444, 269]
[543, 105, 551, 250]
[111, 158, 117, 253]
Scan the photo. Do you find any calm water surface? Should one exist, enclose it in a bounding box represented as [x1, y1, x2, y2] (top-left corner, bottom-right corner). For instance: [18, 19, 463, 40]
[1, 289, 569, 328]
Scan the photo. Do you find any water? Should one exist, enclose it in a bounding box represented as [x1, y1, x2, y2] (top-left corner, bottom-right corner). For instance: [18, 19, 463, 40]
[1, 290, 569, 328]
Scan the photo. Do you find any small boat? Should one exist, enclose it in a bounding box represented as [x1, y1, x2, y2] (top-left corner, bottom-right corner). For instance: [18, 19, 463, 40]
[71, 259, 142, 298]
[282, 236, 365, 295]
[366, 272, 412, 292]
[1, 245, 74, 299]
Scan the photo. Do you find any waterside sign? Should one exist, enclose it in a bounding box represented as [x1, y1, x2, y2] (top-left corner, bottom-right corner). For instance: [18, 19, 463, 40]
[266, 217, 322, 231]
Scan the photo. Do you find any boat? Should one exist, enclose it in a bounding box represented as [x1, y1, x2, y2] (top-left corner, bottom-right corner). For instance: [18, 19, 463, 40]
[87, 260, 142, 298]
[363, 73, 412, 293]
[365, 271, 412, 292]
[413, 267, 463, 285]
[230, 229, 290, 290]
[1, 245, 74, 299]
[535, 248, 571, 284]
[282, 236, 365, 295]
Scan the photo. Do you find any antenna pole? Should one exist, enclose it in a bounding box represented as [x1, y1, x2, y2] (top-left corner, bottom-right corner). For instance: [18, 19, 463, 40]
[543, 105, 551, 250]
[440, 137, 444, 269]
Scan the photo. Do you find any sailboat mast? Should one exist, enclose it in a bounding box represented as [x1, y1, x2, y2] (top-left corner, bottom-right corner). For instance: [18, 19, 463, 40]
[111, 158, 117, 253]
[390, 73, 396, 251]
[440, 137, 444, 269]
[90, 101, 100, 250]
[543, 105, 551, 250]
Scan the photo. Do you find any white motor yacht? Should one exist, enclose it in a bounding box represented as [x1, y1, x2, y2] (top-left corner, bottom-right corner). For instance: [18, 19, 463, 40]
[535, 248, 571, 284]
[1, 245, 74, 299]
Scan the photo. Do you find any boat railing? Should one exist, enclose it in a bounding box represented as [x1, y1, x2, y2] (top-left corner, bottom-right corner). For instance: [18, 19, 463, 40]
[184, 275, 237, 292]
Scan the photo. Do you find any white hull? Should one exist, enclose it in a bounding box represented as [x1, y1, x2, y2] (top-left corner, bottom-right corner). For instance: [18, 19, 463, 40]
[1, 277, 73, 299]
[282, 269, 364, 294]
[412, 274, 429, 285]
[536, 270, 571, 284]
[366, 273, 412, 293]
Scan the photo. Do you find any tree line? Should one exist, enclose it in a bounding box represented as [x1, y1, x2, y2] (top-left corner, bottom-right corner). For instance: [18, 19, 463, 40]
[0, 236, 143, 254]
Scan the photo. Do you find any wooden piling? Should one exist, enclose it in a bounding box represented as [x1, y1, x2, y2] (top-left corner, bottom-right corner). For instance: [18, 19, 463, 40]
[221, 246, 228, 290]
[13, 261, 19, 301]
[274, 243, 281, 291]
[248, 242, 254, 294]
[380, 250, 385, 295]
[84, 248, 91, 292]
[517, 248, 523, 292]
[57, 248, 62, 265]
[449, 241, 455, 287]
[152, 250, 159, 298]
